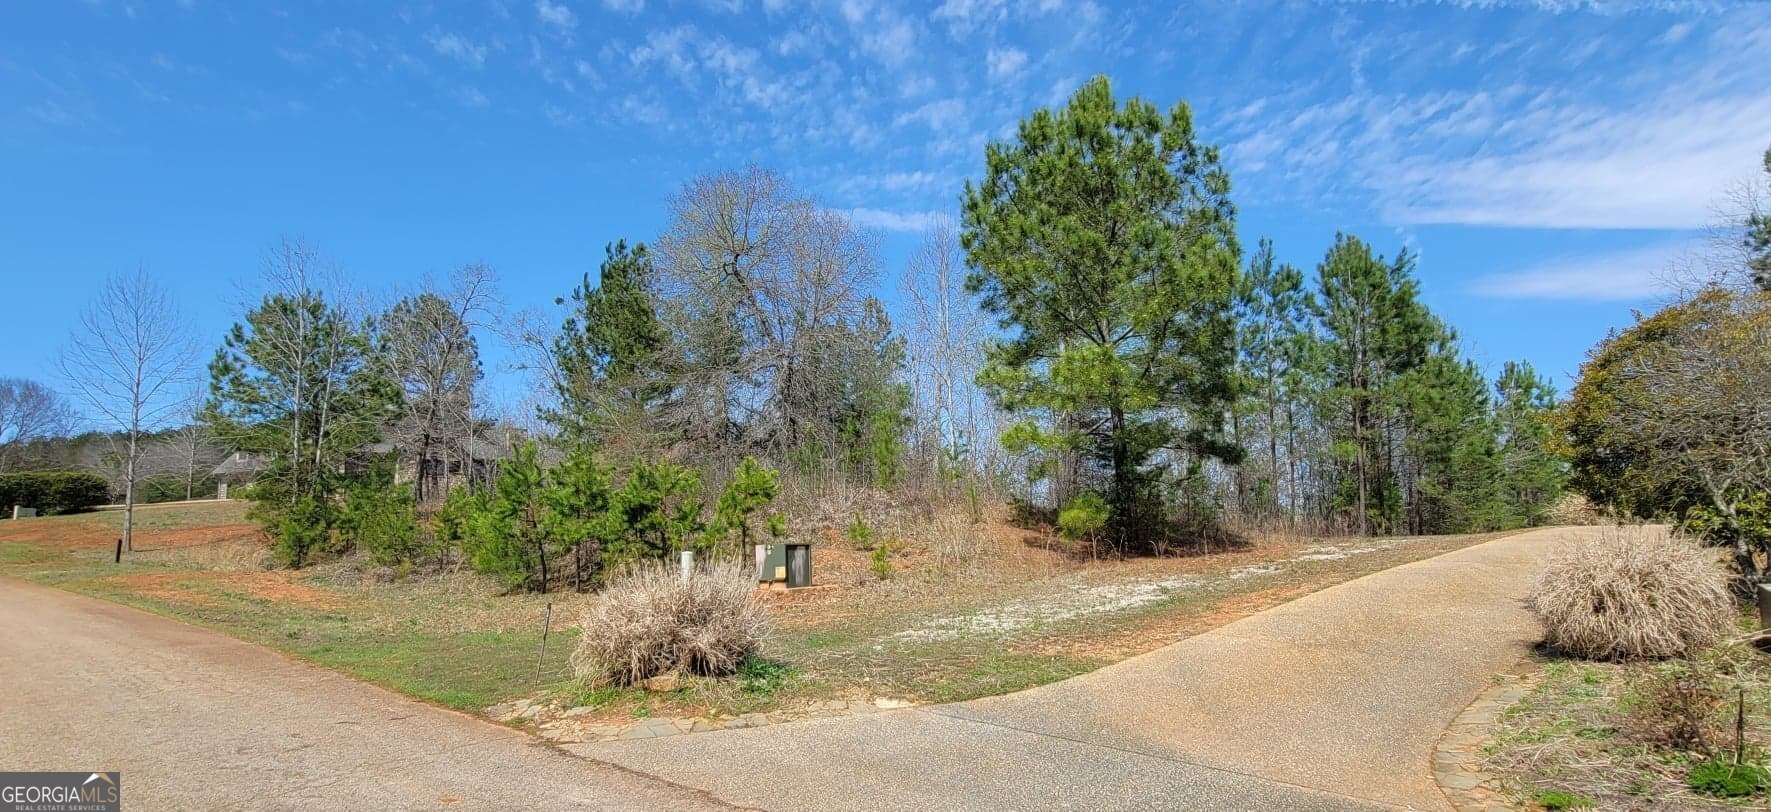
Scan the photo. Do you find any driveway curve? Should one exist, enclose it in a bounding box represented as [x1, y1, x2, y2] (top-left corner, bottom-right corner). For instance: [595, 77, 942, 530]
[570, 525, 1587, 810]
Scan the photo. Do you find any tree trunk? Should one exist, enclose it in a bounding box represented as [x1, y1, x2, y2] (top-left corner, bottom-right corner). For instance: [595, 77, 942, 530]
[1109, 406, 1130, 551]
[123, 431, 138, 552]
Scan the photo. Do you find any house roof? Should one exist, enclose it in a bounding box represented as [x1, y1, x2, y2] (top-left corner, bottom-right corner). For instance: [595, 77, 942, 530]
[210, 452, 267, 477]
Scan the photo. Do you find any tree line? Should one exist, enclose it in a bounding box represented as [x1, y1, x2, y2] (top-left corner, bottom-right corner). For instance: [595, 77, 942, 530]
[1, 75, 1600, 588]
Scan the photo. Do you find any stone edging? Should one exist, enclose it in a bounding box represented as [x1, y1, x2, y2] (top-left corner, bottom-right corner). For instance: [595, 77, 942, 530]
[1434, 671, 1537, 811]
[487, 696, 916, 744]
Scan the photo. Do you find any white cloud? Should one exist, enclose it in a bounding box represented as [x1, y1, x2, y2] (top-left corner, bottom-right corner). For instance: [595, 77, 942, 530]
[630, 25, 698, 78]
[932, 0, 1007, 36]
[847, 207, 942, 232]
[1467, 242, 1688, 301]
[543, 102, 581, 126]
[1384, 93, 1771, 229]
[1219, 18, 1771, 233]
[536, 0, 578, 31]
[894, 98, 966, 131]
[453, 85, 491, 107]
[837, 0, 918, 65]
[1044, 75, 1080, 107]
[604, 0, 644, 12]
[426, 31, 487, 66]
[986, 47, 1027, 79]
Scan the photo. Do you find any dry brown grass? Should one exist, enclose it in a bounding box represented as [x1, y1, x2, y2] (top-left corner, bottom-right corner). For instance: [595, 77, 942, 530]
[570, 563, 768, 686]
[1526, 527, 1736, 661]
[1486, 642, 1771, 809]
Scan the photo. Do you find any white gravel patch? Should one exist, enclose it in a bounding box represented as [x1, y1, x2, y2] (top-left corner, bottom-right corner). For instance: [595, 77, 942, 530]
[1229, 563, 1286, 579]
[893, 577, 1202, 643]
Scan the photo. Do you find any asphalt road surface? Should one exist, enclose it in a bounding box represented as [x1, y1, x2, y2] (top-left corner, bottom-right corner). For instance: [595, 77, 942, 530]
[0, 578, 732, 811]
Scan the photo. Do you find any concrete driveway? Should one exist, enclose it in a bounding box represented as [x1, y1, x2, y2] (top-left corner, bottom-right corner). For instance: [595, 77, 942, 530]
[568, 525, 1582, 810]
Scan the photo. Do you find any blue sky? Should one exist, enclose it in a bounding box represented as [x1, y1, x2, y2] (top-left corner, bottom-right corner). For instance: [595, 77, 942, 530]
[2, 0, 1768, 416]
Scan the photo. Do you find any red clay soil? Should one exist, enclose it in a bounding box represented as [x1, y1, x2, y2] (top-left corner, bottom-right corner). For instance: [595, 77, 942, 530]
[103, 571, 341, 609]
[0, 519, 262, 552]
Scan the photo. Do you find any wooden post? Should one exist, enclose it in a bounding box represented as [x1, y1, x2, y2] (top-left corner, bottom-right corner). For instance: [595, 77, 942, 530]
[1737, 687, 1747, 766]
[534, 603, 553, 684]
[114, 538, 122, 564]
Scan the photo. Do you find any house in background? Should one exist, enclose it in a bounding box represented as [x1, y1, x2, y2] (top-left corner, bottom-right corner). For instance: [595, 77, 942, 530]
[210, 452, 266, 499]
[214, 428, 528, 504]
[360, 433, 515, 503]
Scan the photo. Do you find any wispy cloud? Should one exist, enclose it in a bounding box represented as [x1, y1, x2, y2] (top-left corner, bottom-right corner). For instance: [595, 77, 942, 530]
[1467, 242, 1687, 301]
[847, 207, 943, 232]
[453, 85, 491, 107]
[426, 31, 487, 66]
[535, 0, 577, 32]
[986, 47, 1027, 79]
[604, 0, 644, 12]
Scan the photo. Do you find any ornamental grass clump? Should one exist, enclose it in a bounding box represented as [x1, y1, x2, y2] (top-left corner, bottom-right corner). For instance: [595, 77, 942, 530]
[1526, 527, 1735, 661]
[570, 562, 767, 686]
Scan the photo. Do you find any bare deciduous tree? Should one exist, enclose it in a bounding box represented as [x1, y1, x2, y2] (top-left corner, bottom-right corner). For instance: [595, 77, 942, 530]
[58, 268, 198, 549]
[0, 378, 72, 472]
[378, 263, 499, 502]
[149, 416, 225, 501]
[654, 166, 880, 463]
[899, 216, 994, 481]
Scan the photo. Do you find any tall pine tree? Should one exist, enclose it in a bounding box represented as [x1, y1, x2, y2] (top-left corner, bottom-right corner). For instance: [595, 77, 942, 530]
[963, 75, 1241, 549]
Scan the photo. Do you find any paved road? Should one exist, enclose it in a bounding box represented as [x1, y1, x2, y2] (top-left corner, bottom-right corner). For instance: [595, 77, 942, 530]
[0, 578, 731, 811]
[571, 526, 1585, 811]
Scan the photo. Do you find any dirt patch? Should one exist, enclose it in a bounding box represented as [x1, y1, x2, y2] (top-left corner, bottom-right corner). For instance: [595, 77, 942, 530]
[105, 571, 341, 609]
[0, 516, 261, 552]
[106, 573, 225, 607]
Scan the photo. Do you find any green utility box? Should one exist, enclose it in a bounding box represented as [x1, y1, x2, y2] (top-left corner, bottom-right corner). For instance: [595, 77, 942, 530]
[756, 543, 812, 588]
[757, 543, 788, 584]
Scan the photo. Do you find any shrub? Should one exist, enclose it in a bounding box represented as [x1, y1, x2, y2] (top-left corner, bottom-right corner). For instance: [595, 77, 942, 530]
[844, 513, 875, 550]
[252, 493, 332, 568]
[1526, 528, 1735, 661]
[1058, 492, 1109, 543]
[0, 471, 110, 515]
[870, 539, 893, 580]
[1624, 661, 1723, 752]
[337, 468, 423, 568]
[1687, 759, 1768, 798]
[1531, 790, 1593, 810]
[571, 563, 767, 686]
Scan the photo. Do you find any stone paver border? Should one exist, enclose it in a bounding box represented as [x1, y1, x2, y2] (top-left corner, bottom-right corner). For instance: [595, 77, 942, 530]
[487, 696, 917, 743]
[1434, 668, 1537, 811]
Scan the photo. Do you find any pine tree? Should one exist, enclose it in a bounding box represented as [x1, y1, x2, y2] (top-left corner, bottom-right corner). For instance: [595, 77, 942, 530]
[542, 444, 615, 591]
[1233, 239, 1313, 524]
[549, 240, 668, 446]
[962, 75, 1241, 549]
[708, 456, 782, 557]
[1492, 360, 1564, 527]
[1310, 234, 1435, 535]
[466, 441, 551, 591]
[1746, 146, 1771, 292]
[204, 284, 394, 567]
